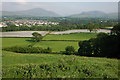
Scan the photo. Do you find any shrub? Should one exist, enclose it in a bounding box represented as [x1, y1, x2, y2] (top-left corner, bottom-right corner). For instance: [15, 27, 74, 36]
[3, 46, 52, 53]
[65, 46, 75, 55]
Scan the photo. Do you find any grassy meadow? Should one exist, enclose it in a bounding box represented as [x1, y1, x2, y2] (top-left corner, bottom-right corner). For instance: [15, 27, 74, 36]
[2, 37, 30, 48]
[2, 33, 119, 78]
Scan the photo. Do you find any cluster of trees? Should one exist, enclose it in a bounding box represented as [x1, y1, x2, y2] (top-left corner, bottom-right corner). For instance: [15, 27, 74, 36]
[1, 24, 79, 32]
[1, 23, 116, 32]
[78, 24, 120, 58]
[3, 46, 52, 53]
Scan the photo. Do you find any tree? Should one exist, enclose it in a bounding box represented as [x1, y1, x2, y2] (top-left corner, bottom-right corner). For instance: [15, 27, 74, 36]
[86, 23, 99, 32]
[65, 46, 75, 55]
[111, 24, 120, 36]
[78, 40, 93, 56]
[32, 32, 43, 42]
[78, 32, 120, 58]
[6, 23, 16, 27]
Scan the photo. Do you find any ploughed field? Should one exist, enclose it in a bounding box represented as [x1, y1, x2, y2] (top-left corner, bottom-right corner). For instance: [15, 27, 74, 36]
[2, 33, 119, 78]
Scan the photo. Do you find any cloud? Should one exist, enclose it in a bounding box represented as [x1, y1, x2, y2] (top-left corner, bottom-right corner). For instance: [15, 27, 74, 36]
[14, 0, 27, 4]
[0, 3, 2, 11]
[2, 0, 119, 2]
[16, 0, 26, 2]
[5, 0, 27, 2]
[2, 0, 27, 4]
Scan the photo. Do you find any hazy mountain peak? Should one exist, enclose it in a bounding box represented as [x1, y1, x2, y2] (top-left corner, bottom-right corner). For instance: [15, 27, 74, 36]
[69, 10, 117, 19]
[2, 8, 61, 17]
[24, 8, 47, 11]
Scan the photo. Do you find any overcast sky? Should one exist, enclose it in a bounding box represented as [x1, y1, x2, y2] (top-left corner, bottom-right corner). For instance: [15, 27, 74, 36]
[1, 2, 118, 16]
[1, 0, 120, 2]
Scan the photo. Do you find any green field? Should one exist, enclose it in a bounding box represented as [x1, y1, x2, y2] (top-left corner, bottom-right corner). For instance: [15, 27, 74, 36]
[2, 37, 30, 48]
[34, 41, 78, 52]
[2, 38, 78, 52]
[2, 33, 119, 78]
[43, 33, 97, 40]
[2, 51, 118, 78]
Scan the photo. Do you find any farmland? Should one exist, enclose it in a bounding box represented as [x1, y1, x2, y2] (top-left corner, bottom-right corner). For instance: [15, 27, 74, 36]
[2, 33, 97, 52]
[2, 33, 119, 78]
[43, 33, 97, 40]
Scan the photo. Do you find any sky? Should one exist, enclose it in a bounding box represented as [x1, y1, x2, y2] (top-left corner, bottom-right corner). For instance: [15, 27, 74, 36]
[0, 1, 119, 16]
[1, 0, 120, 2]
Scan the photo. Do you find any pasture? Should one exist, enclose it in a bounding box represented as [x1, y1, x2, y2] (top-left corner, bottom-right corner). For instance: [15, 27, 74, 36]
[2, 37, 30, 48]
[34, 41, 78, 52]
[43, 33, 97, 40]
[2, 38, 78, 52]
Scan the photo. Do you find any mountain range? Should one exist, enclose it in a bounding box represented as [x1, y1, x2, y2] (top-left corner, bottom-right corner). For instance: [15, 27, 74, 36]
[1, 8, 118, 19]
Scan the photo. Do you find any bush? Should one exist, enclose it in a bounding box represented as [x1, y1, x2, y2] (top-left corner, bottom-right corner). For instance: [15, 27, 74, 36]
[78, 40, 93, 56]
[65, 46, 75, 55]
[3, 46, 52, 53]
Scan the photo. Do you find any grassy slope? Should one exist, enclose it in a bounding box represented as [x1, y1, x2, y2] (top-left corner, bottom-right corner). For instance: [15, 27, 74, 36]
[2, 51, 118, 78]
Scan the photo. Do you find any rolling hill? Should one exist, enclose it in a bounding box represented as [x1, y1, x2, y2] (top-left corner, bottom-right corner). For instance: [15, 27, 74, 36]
[69, 11, 118, 19]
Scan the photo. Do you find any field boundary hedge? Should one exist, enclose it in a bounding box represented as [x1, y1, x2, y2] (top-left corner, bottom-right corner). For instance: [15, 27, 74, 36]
[3, 46, 52, 53]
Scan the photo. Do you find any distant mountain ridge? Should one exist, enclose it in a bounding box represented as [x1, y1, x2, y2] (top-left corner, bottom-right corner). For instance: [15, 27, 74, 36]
[81, 11, 106, 15]
[1, 8, 61, 17]
[69, 11, 118, 19]
[1, 9, 118, 19]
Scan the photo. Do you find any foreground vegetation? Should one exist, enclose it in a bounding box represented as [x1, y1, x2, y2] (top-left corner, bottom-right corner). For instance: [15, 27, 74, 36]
[2, 51, 118, 78]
